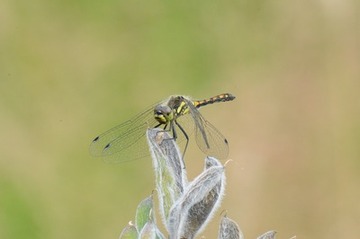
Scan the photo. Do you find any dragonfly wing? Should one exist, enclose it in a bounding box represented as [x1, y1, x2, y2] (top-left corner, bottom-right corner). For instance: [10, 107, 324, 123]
[196, 119, 229, 159]
[90, 119, 133, 157]
[89, 106, 160, 163]
[185, 99, 229, 159]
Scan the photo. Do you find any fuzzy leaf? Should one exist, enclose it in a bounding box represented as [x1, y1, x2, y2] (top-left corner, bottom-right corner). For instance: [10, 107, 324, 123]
[139, 217, 166, 239]
[168, 157, 225, 239]
[135, 195, 154, 232]
[119, 222, 138, 239]
[139, 220, 156, 239]
[257, 230, 277, 239]
[218, 214, 243, 239]
[147, 128, 187, 226]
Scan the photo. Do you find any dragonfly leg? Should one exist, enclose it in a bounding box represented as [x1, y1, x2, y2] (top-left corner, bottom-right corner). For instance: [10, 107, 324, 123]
[154, 123, 162, 128]
[174, 120, 189, 169]
[170, 121, 178, 140]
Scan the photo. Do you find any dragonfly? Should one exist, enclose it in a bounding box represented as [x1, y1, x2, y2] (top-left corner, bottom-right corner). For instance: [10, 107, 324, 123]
[90, 93, 235, 163]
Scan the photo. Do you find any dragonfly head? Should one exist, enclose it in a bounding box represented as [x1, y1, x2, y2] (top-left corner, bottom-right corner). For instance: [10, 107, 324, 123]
[154, 105, 174, 124]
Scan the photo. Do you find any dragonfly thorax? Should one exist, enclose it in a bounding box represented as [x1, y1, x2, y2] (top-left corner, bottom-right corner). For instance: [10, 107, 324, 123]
[168, 96, 191, 116]
[154, 104, 175, 124]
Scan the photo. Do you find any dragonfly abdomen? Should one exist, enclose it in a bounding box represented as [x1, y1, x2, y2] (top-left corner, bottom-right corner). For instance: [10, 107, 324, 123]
[194, 93, 235, 108]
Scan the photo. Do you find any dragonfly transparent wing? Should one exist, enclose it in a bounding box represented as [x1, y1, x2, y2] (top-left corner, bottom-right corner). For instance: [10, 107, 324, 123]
[89, 105, 161, 163]
[185, 99, 229, 159]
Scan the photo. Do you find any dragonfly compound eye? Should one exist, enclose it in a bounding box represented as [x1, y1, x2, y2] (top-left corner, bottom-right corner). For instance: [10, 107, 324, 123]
[154, 105, 173, 123]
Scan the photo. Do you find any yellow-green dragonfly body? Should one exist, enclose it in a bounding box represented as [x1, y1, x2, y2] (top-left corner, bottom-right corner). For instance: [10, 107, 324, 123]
[90, 93, 235, 163]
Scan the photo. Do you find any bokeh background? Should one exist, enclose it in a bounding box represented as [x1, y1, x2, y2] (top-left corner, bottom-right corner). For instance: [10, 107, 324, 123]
[1, 0, 359, 238]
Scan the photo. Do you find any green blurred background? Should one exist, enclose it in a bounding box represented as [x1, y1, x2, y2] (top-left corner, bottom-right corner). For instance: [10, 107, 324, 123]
[1, 0, 359, 238]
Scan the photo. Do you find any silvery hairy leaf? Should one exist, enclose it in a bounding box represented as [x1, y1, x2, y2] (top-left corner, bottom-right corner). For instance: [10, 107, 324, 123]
[139, 219, 165, 239]
[168, 157, 226, 239]
[135, 195, 155, 232]
[146, 128, 187, 226]
[119, 222, 138, 239]
[257, 230, 277, 239]
[218, 214, 243, 239]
